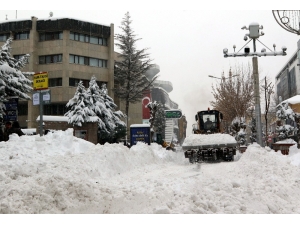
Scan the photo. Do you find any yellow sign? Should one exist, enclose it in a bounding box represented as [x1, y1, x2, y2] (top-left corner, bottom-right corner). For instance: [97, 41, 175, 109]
[33, 72, 48, 90]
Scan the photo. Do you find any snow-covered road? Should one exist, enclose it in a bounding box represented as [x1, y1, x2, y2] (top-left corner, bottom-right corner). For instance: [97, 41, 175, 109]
[66, 148, 300, 214]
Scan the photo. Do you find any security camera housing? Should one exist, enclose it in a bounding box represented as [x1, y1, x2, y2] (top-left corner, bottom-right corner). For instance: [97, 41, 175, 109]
[244, 47, 250, 53]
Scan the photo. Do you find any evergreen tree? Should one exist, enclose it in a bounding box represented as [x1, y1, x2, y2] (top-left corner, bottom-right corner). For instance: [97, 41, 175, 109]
[249, 117, 257, 143]
[147, 101, 166, 141]
[152, 102, 166, 139]
[87, 76, 126, 143]
[65, 81, 98, 127]
[275, 101, 298, 140]
[230, 117, 246, 145]
[0, 36, 33, 118]
[114, 12, 158, 128]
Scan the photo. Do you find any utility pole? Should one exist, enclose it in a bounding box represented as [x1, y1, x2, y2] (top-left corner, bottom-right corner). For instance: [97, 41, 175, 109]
[223, 22, 287, 147]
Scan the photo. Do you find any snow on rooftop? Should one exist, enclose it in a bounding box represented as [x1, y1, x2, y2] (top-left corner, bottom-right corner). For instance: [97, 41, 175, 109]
[0, 17, 32, 23]
[37, 17, 110, 27]
[36, 116, 68, 122]
[276, 138, 297, 144]
[281, 95, 300, 105]
[0, 16, 110, 27]
[182, 133, 237, 146]
[130, 124, 150, 128]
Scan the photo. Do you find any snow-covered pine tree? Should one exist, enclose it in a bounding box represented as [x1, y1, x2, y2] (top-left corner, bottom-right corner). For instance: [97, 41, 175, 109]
[114, 12, 158, 128]
[230, 117, 247, 145]
[275, 101, 298, 140]
[0, 36, 33, 118]
[65, 80, 98, 127]
[148, 101, 166, 139]
[147, 101, 158, 134]
[87, 76, 126, 143]
[249, 117, 257, 143]
[99, 83, 126, 143]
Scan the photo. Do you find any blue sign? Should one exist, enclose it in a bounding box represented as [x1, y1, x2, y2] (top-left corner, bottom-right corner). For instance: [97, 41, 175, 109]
[4, 97, 18, 121]
[130, 125, 151, 146]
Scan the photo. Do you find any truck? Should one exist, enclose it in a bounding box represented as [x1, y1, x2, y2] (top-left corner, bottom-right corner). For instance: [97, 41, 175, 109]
[182, 109, 238, 163]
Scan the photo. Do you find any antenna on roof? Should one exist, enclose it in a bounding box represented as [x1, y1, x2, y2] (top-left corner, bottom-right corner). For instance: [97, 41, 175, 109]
[5, 15, 7, 20]
[49, 12, 53, 17]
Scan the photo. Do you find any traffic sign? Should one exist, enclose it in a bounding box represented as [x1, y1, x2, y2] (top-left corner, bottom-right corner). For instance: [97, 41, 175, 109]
[165, 110, 182, 119]
[33, 72, 48, 90]
[33, 89, 51, 105]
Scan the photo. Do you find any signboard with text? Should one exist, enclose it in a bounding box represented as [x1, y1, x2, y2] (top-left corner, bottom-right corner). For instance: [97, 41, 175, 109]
[3, 97, 18, 121]
[32, 89, 51, 105]
[165, 110, 182, 119]
[130, 124, 151, 146]
[33, 72, 48, 90]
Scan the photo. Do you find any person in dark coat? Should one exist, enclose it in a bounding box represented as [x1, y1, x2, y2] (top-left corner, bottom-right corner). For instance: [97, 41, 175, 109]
[0, 123, 4, 142]
[3, 121, 12, 141]
[7, 121, 25, 138]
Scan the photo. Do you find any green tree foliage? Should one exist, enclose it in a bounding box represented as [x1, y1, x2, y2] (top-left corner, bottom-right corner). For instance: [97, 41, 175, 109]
[114, 12, 158, 129]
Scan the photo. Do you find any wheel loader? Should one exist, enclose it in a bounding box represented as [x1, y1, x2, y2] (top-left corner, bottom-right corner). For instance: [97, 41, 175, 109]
[182, 109, 238, 163]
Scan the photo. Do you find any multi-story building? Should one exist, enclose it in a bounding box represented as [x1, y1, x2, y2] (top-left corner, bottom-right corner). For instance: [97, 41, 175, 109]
[275, 39, 300, 101]
[144, 65, 187, 144]
[0, 16, 115, 128]
[0, 15, 186, 143]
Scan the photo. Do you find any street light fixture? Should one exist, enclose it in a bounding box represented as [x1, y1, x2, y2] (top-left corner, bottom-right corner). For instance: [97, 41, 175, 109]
[223, 22, 287, 147]
[208, 74, 239, 80]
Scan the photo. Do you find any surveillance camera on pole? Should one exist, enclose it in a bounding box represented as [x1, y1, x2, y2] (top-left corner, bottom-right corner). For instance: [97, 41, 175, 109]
[222, 22, 287, 147]
[223, 22, 287, 58]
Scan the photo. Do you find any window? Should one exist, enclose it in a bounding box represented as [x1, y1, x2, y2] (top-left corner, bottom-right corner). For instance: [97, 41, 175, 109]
[49, 78, 62, 87]
[44, 104, 68, 115]
[39, 54, 62, 64]
[289, 67, 296, 97]
[69, 78, 89, 88]
[90, 36, 98, 44]
[0, 33, 9, 42]
[69, 78, 106, 88]
[18, 103, 28, 116]
[69, 54, 108, 68]
[39, 31, 63, 41]
[14, 32, 29, 40]
[14, 54, 29, 63]
[90, 58, 98, 67]
[70, 32, 107, 46]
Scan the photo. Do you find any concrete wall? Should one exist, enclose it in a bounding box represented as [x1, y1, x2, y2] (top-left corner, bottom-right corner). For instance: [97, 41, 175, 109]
[37, 121, 98, 144]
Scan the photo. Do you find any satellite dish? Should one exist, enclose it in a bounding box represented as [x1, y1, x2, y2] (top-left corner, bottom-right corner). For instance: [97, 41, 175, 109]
[49, 12, 53, 17]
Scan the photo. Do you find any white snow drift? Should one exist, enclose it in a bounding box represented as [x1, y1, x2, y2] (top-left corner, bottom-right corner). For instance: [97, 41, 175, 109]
[0, 129, 300, 214]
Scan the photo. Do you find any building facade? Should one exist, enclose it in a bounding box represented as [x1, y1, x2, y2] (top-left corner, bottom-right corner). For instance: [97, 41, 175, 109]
[275, 39, 300, 102]
[144, 65, 187, 144]
[0, 16, 115, 128]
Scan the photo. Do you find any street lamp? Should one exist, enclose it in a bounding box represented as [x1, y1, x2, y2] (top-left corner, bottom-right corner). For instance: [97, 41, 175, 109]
[208, 74, 239, 80]
[223, 22, 287, 147]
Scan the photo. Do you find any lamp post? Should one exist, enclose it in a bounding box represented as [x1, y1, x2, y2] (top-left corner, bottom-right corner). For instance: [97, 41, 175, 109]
[223, 22, 287, 147]
[208, 74, 239, 80]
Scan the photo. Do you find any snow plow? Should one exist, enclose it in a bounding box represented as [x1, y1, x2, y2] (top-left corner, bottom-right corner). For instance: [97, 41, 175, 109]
[182, 109, 238, 163]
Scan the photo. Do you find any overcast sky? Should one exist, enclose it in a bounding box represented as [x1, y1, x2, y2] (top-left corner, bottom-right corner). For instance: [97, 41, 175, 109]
[1, 2, 299, 132]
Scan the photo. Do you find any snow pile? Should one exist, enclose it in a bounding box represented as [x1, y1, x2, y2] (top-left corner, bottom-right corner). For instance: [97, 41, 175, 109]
[182, 133, 237, 146]
[276, 138, 297, 144]
[1, 129, 300, 214]
[0, 129, 185, 213]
